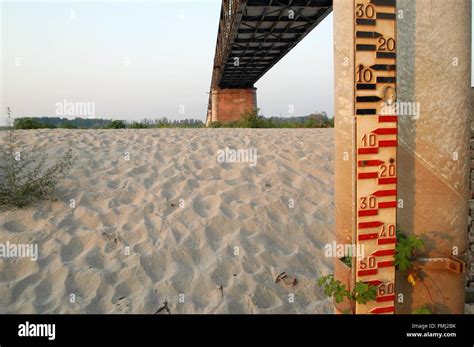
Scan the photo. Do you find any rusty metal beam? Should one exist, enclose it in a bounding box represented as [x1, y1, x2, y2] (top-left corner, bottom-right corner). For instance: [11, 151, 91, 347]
[207, 0, 332, 124]
[209, 0, 333, 90]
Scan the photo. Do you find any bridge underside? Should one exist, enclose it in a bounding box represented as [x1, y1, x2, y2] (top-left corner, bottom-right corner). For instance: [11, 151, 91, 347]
[207, 0, 333, 125]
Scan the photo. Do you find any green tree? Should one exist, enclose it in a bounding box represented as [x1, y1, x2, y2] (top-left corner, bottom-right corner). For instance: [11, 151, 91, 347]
[107, 120, 126, 129]
[59, 122, 77, 129]
[14, 118, 44, 129]
[130, 122, 148, 129]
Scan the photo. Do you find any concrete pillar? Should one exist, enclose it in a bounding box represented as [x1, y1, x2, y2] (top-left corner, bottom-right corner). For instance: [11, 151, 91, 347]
[396, 0, 471, 314]
[470, 88, 474, 292]
[211, 89, 219, 124]
[209, 87, 257, 124]
[334, 0, 471, 314]
[333, 0, 356, 314]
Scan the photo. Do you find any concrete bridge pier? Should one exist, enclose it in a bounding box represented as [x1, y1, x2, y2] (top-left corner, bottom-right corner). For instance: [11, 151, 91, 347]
[207, 87, 257, 125]
[395, 0, 471, 314]
[334, 0, 471, 314]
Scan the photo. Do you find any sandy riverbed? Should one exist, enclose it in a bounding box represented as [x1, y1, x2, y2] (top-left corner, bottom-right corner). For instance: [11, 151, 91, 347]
[0, 128, 335, 314]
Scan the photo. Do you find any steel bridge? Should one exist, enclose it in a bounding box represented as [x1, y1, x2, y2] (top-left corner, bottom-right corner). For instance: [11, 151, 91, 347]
[207, 0, 333, 125]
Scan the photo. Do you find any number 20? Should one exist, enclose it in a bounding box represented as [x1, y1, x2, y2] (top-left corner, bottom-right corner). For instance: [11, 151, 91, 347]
[380, 164, 396, 177]
[378, 37, 396, 52]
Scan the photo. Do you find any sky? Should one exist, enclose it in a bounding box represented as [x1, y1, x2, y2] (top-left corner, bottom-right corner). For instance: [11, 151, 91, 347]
[0, 1, 473, 124]
[0, 0, 333, 124]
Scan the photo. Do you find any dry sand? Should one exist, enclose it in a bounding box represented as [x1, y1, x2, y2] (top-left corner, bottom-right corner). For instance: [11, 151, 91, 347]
[0, 128, 335, 314]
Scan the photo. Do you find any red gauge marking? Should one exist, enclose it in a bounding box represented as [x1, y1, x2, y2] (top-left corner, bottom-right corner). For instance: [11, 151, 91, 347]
[358, 269, 378, 277]
[378, 260, 394, 268]
[358, 209, 378, 217]
[378, 116, 398, 123]
[358, 233, 379, 241]
[376, 295, 396, 303]
[358, 159, 384, 167]
[379, 201, 397, 209]
[370, 306, 395, 314]
[358, 172, 378, 179]
[372, 189, 397, 197]
[372, 249, 395, 257]
[379, 140, 397, 147]
[378, 177, 397, 185]
[359, 221, 384, 229]
[378, 238, 396, 245]
[358, 148, 379, 155]
[372, 128, 397, 135]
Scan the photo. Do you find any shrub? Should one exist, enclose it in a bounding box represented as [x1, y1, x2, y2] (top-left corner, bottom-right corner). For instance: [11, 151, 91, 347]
[208, 110, 333, 128]
[59, 122, 77, 129]
[14, 118, 44, 129]
[305, 117, 322, 128]
[318, 273, 377, 313]
[240, 109, 267, 128]
[130, 122, 148, 129]
[0, 108, 74, 208]
[209, 121, 222, 128]
[326, 117, 334, 128]
[107, 120, 126, 129]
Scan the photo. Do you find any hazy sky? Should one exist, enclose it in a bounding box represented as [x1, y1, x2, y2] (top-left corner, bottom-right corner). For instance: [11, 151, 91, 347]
[0, 0, 333, 124]
[1, 1, 473, 125]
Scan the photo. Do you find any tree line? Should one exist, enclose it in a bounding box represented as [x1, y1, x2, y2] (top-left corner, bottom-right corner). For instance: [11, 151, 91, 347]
[10, 111, 334, 130]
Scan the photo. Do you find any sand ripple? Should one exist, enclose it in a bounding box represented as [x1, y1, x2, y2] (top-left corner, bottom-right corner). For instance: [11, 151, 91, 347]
[0, 128, 334, 313]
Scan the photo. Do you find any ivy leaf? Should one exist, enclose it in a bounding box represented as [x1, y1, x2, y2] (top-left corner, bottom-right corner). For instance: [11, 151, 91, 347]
[395, 229, 424, 272]
[352, 282, 377, 304]
[412, 305, 432, 314]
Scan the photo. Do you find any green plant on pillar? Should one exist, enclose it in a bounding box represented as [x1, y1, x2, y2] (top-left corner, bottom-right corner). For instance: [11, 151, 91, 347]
[352, 281, 377, 305]
[395, 228, 442, 314]
[321, 229, 427, 313]
[340, 256, 352, 268]
[395, 227, 425, 272]
[318, 274, 350, 304]
[395, 228, 425, 287]
[318, 273, 377, 314]
[412, 305, 433, 314]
